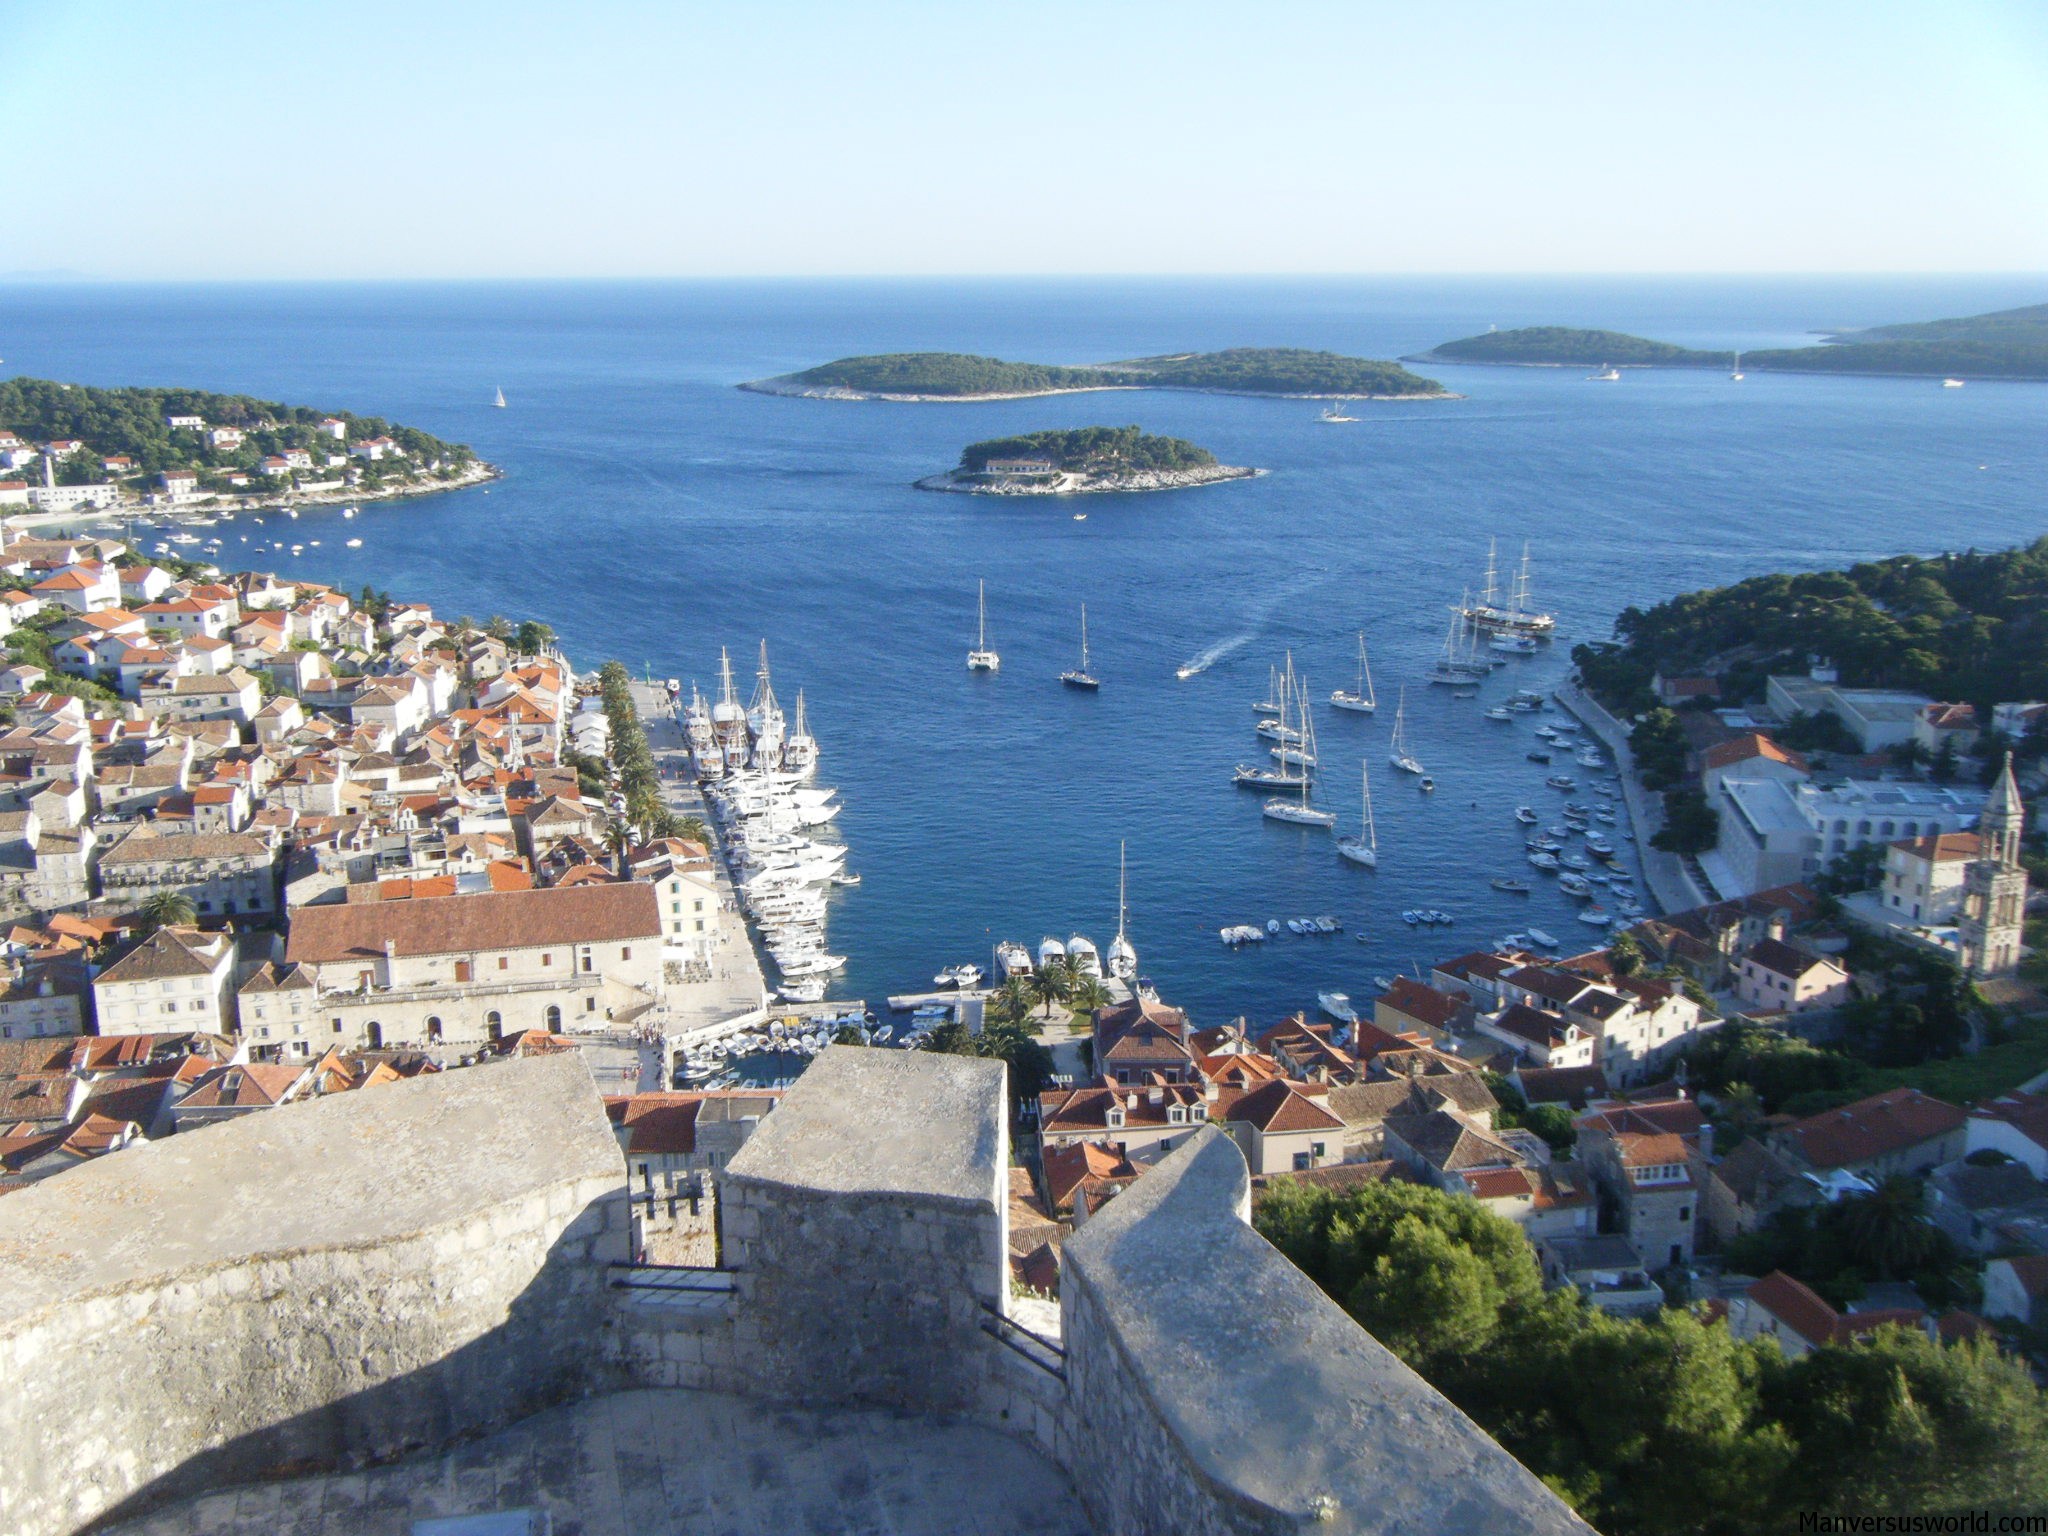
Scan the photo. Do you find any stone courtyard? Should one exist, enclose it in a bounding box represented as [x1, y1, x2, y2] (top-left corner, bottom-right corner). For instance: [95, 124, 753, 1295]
[101, 1389, 1093, 1536]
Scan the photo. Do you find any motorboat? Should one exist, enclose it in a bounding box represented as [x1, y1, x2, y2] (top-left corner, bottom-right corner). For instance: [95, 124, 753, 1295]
[1525, 927, 1560, 949]
[1037, 936, 1067, 968]
[1318, 991, 1359, 1024]
[1578, 906, 1613, 926]
[1418, 776, 1435, 793]
[1066, 936, 1101, 976]
[1234, 762, 1309, 790]
[1527, 750, 1552, 763]
[1514, 806, 1538, 824]
[1528, 851, 1560, 871]
[1546, 775, 1577, 790]
[1484, 706, 1514, 722]
[1587, 365, 1621, 382]
[1491, 878, 1531, 894]
[1558, 873, 1593, 897]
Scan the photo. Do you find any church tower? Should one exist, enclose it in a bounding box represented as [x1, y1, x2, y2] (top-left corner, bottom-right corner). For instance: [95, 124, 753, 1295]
[1958, 754, 2027, 978]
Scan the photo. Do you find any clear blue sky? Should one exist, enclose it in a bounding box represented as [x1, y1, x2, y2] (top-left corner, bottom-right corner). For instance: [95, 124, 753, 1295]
[5, 0, 2047, 279]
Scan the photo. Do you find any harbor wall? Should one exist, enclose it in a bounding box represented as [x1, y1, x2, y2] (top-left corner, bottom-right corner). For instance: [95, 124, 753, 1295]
[0, 1057, 629, 1536]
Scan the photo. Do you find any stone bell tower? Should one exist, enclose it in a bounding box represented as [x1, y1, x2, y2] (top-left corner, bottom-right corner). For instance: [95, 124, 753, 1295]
[1958, 754, 2026, 978]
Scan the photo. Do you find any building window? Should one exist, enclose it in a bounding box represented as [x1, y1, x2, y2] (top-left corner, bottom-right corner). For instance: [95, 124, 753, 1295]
[498, 956, 509, 971]
[426, 1016, 443, 1041]
[621, 947, 631, 961]
[585, 997, 596, 1012]
[543, 954, 552, 967]
[486, 1010, 503, 1041]
[545, 1005, 562, 1029]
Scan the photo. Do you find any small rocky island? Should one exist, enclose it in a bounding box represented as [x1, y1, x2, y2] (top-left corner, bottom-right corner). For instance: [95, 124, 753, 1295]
[746, 347, 1447, 400]
[916, 426, 1257, 496]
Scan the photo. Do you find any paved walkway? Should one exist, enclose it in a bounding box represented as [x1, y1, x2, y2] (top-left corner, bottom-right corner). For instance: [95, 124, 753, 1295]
[102, 1389, 1094, 1536]
[1553, 682, 1713, 917]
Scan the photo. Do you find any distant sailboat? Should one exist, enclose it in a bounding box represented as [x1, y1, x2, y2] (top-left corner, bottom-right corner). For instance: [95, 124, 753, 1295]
[967, 580, 1000, 671]
[1107, 842, 1138, 982]
[1330, 631, 1377, 713]
[1388, 687, 1424, 775]
[1337, 761, 1378, 867]
[1729, 351, 1744, 381]
[1060, 604, 1100, 690]
[493, 386, 508, 408]
[1264, 677, 1336, 827]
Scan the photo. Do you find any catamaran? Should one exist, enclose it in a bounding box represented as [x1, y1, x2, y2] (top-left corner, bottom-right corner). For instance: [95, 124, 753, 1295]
[1330, 631, 1377, 713]
[967, 580, 999, 671]
[1388, 687, 1424, 775]
[1264, 681, 1336, 827]
[1060, 603, 1099, 690]
[1336, 761, 1378, 867]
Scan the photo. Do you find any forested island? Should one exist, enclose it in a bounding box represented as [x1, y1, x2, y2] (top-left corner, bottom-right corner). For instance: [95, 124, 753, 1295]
[0, 378, 491, 512]
[916, 425, 1257, 496]
[1416, 300, 2048, 379]
[744, 347, 1447, 400]
[1575, 536, 2048, 718]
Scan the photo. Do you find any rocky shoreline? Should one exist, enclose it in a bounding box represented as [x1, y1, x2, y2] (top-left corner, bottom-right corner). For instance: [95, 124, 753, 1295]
[914, 464, 1261, 496]
[742, 376, 1454, 403]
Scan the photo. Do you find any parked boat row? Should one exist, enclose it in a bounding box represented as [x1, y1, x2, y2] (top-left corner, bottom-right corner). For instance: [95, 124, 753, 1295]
[688, 643, 849, 1003]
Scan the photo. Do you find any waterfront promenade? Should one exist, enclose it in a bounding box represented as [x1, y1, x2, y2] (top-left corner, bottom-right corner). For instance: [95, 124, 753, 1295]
[1553, 680, 1714, 917]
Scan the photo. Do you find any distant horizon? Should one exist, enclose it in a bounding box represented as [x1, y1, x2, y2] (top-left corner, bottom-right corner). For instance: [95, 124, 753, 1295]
[5, 271, 2047, 287]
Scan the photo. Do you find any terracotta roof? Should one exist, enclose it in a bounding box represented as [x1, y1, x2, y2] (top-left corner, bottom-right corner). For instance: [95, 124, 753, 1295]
[1225, 1079, 1345, 1135]
[1998, 1254, 2048, 1299]
[1702, 733, 1808, 774]
[1974, 1091, 2048, 1154]
[1579, 1098, 1706, 1143]
[1746, 1270, 1843, 1348]
[1378, 977, 1463, 1030]
[100, 830, 272, 866]
[178, 1063, 304, 1110]
[1779, 1087, 1967, 1171]
[1890, 831, 1984, 863]
[1744, 937, 1835, 981]
[1506, 966, 1594, 1008]
[1385, 1108, 1522, 1172]
[92, 928, 227, 986]
[1040, 1140, 1140, 1213]
[1490, 1002, 1578, 1050]
[286, 881, 661, 963]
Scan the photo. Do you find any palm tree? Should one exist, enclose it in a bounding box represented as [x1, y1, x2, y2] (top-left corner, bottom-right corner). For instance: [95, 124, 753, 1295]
[1068, 974, 1111, 1020]
[137, 891, 197, 935]
[674, 815, 710, 846]
[1028, 959, 1074, 1020]
[991, 975, 1034, 1026]
[1836, 1177, 1945, 1278]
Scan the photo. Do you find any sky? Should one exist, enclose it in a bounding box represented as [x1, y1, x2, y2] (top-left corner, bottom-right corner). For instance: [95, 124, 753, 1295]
[3, 1, 2047, 280]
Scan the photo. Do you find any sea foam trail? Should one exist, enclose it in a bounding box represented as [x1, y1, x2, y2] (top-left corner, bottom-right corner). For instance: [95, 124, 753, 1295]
[1176, 633, 1253, 678]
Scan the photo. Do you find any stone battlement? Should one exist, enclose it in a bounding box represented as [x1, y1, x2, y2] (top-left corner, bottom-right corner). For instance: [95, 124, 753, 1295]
[1, 1044, 1593, 1536]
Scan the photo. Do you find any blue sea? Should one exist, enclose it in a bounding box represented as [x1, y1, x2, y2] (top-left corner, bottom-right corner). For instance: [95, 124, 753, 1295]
[3, 276, 2044, 1023]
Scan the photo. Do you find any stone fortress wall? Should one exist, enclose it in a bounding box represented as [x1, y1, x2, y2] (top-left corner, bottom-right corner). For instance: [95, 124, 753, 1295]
[611, 1047, 1593, 1536]
[0, 1044, 1591, 1536]
[0, 1054, 631, 1536]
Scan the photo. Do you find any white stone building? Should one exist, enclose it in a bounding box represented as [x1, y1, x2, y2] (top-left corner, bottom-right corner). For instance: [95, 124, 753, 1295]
[91, 927, 238, 1037]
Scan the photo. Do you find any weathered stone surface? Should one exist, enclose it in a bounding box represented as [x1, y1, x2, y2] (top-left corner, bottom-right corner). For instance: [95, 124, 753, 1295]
[1061, 1126, 1594, 1536]
[96, 1388, 1095, 1536]
[0, 1056, 630, 1536]
[724, 1044, 1006, 1205]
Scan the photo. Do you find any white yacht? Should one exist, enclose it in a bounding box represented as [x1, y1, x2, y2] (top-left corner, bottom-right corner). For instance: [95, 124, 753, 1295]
[1329, 632, 1377, 713]
[1107, 844, 1138, 983]
[1387, 687, 1424, 775]
[1336, 760, 1378, 868]
[1318, 401, 1357, 423]
[1066, 935, 1100, 976]
[967, 580, 1000, 671]
[1587, 364, 1621, 381]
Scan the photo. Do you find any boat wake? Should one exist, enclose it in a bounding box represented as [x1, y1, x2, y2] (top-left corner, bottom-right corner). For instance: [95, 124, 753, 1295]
[1176, 633, 1252, 680]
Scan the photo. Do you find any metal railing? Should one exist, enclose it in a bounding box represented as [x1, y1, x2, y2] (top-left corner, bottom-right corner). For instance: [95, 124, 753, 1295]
[978, 1300, 1066, 1381]
[608, 1262, 737, 1305]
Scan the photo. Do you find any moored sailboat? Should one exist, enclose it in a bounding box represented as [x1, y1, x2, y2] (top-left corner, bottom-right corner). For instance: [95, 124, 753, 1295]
[1059, 603, 1099, 690]
[1336, 760, 1378, 867]
[967, 580, 999, 671]
[1330, 631, 1377, 713]
[1388, 686, 1424, 775]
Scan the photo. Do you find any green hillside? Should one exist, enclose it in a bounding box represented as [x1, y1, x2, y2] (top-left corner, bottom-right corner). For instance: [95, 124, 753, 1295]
[755, 346, 1444, 398]
[958, 426, 1217, 474]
